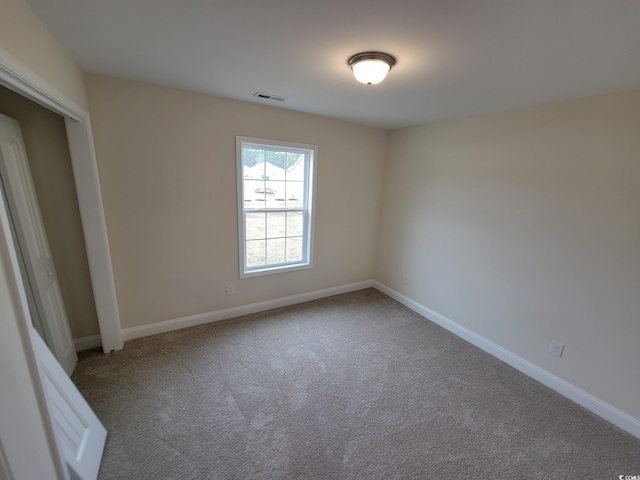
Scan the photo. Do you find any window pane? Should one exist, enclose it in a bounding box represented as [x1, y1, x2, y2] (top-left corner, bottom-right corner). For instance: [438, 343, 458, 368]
[266, 212, 286, 238]
[286, 154, 305, 181]
[244, 179, 266, 205]
[267, 179, 286, 208]
[242, 148, 264, 169]
[245, 212, 265, 240]
[265, 150, 287, 169]
[286, 152, 300, 169]
[242, 148, 265, 189]
[264, 179, 280, 208]
[246, 240, 266, 267]
[285, 181, 304, 209]
[287, 237, 302, 262]
[286, 212, 303, 236]
[266, 239, 286, 264]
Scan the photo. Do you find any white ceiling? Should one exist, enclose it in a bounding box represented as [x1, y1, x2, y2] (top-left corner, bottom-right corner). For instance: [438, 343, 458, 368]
[25, 0, 640, 129]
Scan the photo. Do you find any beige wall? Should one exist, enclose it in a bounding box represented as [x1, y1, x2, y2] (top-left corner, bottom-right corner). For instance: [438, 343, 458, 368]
[0, 0, 88, 110]
[376, 90, 640, 419]
[85, 74, 388, 329]
[0, 85, 100, 338]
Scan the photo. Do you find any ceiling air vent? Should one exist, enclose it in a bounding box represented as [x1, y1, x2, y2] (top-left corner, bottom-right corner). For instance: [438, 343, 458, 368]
[253, 92, 287, 102]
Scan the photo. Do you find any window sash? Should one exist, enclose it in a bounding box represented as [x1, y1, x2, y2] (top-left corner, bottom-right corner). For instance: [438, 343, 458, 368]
[243, 210, 309, 270]
[236, 136, 316, 278]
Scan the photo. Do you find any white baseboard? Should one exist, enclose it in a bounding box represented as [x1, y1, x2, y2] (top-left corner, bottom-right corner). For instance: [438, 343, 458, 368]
[74, 334, 102, 352]
[372, 280, 640, 441]
[122, 280, 375, 343]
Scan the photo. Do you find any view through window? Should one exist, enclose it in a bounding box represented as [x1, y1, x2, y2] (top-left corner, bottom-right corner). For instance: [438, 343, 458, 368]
[236, 137, 316, 277]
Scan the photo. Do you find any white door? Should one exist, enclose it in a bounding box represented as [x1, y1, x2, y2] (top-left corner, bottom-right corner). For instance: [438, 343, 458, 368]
[0, 173, 107, 479]
[0, 113, 77, 375]
[31, 327, 107, 480]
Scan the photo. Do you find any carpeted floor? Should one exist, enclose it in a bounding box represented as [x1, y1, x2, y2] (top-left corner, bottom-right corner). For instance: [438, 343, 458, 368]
[72, 289, 640, 479]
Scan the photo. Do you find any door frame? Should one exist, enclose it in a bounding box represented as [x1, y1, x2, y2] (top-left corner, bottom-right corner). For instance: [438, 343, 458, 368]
[0, 47, 122, 352]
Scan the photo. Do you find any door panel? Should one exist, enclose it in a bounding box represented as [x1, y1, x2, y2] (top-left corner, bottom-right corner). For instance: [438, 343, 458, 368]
[32, 328, 107, 480]
[0, 113, 77, 374]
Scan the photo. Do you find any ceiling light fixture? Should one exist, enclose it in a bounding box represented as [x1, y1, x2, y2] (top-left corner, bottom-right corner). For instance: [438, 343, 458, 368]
[348, 52, 396, 85]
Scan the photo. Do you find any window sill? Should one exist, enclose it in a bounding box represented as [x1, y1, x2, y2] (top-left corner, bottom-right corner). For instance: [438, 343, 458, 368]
[240, 262, 312, 279]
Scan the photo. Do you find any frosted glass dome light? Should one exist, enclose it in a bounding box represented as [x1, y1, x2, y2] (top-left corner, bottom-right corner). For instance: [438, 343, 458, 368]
[348, 52, 396, 85]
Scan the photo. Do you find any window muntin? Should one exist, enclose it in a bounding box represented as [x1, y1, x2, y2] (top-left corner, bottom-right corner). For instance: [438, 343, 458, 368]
[236, 137, 316, 278]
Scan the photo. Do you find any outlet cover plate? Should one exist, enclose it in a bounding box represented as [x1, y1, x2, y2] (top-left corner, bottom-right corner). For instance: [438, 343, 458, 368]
[549, 340, 564, 358]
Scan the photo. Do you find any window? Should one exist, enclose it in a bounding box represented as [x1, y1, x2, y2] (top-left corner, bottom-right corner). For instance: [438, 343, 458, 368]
[236, 137, 316, 278]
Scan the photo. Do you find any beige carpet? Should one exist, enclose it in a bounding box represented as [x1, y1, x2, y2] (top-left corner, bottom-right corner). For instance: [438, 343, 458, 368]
[72, 289, 640, 479]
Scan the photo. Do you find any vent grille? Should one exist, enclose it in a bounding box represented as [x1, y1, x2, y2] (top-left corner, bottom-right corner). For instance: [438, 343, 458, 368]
[253, 92, 287, 102]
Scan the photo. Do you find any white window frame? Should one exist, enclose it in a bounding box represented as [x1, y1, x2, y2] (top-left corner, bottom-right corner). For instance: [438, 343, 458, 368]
[236, 136, 317, 278]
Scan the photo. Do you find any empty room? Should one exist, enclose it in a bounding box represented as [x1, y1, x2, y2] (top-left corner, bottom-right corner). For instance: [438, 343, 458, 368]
[1, 0, 639, 479]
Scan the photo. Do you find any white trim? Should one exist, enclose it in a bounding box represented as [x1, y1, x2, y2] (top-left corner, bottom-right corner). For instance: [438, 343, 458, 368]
[65, 117, 123, 352]
[74, 335, 102, 352]
[122, 280, 374, 342]
[372, 281, 640, 440]
[0, 47, 123, 352]
[0, 49, 82, 122]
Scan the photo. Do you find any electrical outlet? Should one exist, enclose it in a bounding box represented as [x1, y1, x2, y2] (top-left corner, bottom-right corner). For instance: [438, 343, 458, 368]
[402, 275, 409, 286]
[226, 284, 235, 295]
[549, 340, 564, 358]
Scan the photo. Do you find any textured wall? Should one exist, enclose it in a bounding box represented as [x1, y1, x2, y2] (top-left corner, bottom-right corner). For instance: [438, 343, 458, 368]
[376, 90, 640, 419]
